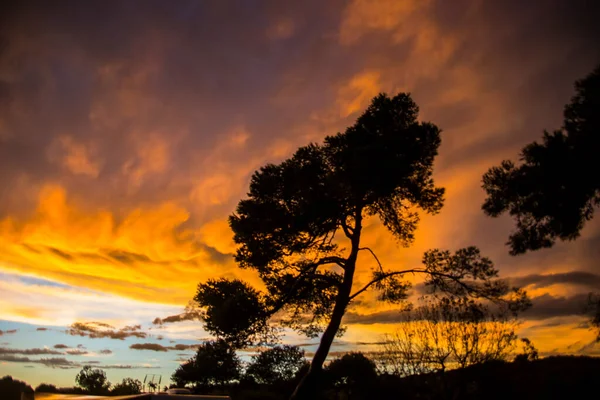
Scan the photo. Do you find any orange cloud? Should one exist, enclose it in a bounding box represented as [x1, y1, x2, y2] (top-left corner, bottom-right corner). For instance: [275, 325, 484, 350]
[48, 136, 101, 177]
[0, 184, 253, 306]
[122, 133, 174, 189]
[337, 71, 381, 117]
[198, 219, 236, 256]
[339, 0, 425, 45]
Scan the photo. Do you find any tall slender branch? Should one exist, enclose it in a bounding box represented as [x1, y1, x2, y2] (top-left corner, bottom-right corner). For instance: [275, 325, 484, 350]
[358, 247, 384, 273]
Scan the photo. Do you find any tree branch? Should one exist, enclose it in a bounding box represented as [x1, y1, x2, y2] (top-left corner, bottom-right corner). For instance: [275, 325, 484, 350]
[349, 269, 484, 301]
[341, 221, 354, 239]
[358, 247, 384, 273]
[313, 273, 343, 287]
[267, 257, 345, 316]
[315, 256, 347, 270]
[324, 228, 337, 247]
[349, 269, 421, 301]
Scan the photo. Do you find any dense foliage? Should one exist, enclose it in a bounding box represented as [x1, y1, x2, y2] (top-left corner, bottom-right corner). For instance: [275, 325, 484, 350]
[172, 340, 242, 388]
[326, 352, 378, 391]
[482, 64, 600, 255]
[35, 383, 59, 393]
[1, 375, 33, 400]
[75, 366, 110, 395]
[110, 377, 142, 395]
[245, 345, 308, 385]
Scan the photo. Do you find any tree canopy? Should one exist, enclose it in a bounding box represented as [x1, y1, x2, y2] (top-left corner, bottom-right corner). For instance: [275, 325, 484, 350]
[482, 64, 600, 255]
[35, 383, 58, 393]
[75, 366, 110, 395]
[326, 352, 378, 388]
[194, 278, 274, 348]
[193, 93, 528, 399]
[172, 340, 241, 388]
[245, 345, 307, 385]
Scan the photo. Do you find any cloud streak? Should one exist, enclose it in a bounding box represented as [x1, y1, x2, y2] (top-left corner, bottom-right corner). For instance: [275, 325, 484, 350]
[0, 355, 77, 369]
[153, 310, 203, 325]
[0, 354, 159, 370]
[510, 272, 600, 290]
[65, 349, 88, 356]
[130, 343, 168, 352]
[68, 322, 147, 340]
[343, 292, 593, 325]
[129, 342, 200, 352]
[0, 347, 63, 355]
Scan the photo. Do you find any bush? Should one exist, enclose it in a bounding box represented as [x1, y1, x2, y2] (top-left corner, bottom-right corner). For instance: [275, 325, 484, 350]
[75, 366, 111, 394]
[0, 376, 33, 400]
[35, 383, 59, 393]
[111, 378, 143, 395]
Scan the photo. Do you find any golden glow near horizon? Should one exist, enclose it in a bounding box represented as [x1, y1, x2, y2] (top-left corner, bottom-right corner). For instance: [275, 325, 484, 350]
[0, 0, 599, 388]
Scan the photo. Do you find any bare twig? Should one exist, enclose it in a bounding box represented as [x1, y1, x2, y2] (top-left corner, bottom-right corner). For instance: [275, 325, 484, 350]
[359, 247, 384, 273]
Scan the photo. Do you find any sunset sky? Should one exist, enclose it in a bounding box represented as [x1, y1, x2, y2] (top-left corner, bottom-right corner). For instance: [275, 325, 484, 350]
[1, 0, 599, 389]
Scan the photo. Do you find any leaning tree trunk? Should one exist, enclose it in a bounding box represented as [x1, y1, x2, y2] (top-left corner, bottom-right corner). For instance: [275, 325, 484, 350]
[290, 215, 362, 400]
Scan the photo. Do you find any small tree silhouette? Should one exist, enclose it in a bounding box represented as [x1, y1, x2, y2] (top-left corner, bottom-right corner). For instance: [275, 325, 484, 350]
[514, 338, 539, 363]
[111, 378, 142, 395]
[323, 352, 378, 399]
[586, 293, 600, 342]
[172, 340, 241, 389]
[75, 366, 110, 395]
[245, 345, 307, 385]
[326, 352, 377, 387]
[35, 383, 58, 393]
